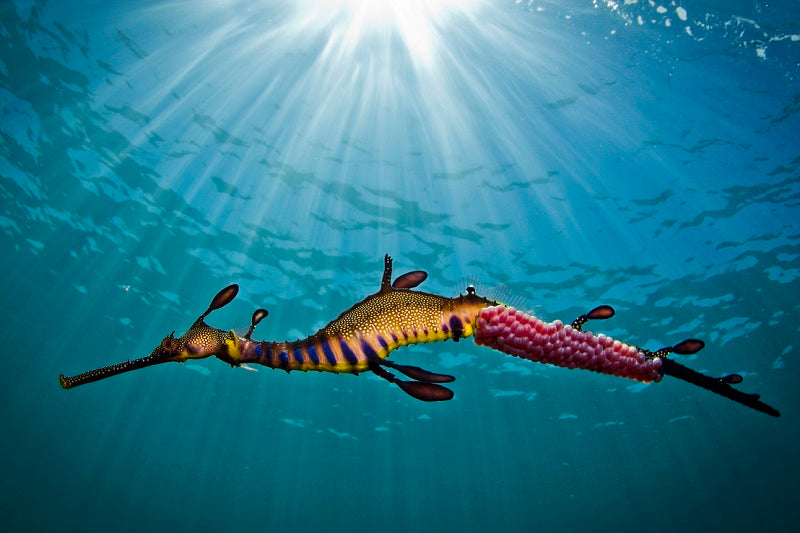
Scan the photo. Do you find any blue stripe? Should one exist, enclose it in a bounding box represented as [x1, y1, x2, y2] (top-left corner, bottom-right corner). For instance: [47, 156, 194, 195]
[254, 344, 262, 356]
[307, 344, 319, 364]
[321, 340, 337, 365]
[293, 346, 304, 364]
[279, 350, 289, 365]
[376, 335, 388, 348]
[449, 316, 465, 341]
[361, 339, 378, 360]
[339, 339, 359, 364]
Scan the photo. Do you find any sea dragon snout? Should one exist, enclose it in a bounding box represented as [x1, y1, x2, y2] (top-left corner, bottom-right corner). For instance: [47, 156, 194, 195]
[59, 334, 178, 389]
[59, 255, 780, 417]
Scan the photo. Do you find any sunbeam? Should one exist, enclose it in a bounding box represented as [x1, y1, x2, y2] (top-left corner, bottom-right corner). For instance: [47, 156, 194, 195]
[102, 0, 584, 264]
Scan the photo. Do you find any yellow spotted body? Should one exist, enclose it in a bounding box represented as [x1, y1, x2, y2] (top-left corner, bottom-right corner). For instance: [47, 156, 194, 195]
[232, 288, 496, 374]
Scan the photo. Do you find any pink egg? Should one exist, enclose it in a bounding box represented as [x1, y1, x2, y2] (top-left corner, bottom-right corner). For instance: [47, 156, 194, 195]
[525, 339, 536, 352]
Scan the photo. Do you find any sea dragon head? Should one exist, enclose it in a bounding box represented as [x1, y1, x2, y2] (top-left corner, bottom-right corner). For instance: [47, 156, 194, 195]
[59, 284, 241, 389]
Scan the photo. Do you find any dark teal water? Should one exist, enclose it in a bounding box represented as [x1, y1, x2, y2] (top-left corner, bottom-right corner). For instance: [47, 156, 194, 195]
[2, 1, 798, 531]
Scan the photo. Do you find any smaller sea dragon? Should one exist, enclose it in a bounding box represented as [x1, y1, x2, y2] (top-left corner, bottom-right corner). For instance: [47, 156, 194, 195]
[59, 255, 780, 417]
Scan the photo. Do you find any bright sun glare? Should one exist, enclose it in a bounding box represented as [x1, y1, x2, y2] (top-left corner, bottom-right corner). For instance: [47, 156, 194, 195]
[297, 0, 484, 70]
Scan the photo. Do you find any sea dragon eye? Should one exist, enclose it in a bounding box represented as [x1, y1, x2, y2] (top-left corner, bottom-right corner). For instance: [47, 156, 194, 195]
[159, 333, 179, 354]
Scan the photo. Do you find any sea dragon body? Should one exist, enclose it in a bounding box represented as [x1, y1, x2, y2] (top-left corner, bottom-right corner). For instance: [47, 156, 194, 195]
[60, 255, 780, 416]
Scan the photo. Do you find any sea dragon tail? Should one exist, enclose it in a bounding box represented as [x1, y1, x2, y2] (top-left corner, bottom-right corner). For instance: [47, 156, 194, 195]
[659, 358, 780, 417]
[473, 305, 780, 417]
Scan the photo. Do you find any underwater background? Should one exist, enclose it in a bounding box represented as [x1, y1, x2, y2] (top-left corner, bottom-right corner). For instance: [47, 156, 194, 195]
[2, 0, 798, 531]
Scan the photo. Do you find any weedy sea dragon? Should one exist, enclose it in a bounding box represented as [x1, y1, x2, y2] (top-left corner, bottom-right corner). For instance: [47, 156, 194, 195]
[59, 255, 780, 417]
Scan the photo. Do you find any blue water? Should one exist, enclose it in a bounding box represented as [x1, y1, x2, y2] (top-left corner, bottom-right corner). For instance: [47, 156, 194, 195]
[2, 1, 798, 531]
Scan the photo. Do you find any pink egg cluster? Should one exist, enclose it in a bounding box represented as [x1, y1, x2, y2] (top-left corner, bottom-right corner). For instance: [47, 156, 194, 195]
[474, 306, 663, 383]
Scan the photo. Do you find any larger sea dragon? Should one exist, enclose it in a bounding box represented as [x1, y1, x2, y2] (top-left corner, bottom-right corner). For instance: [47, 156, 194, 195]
[59, 255, 780, 417]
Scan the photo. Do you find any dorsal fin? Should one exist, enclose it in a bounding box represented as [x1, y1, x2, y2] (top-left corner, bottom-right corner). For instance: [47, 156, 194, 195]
[392, 270, 427, 289]
[381, 254, 393, 290]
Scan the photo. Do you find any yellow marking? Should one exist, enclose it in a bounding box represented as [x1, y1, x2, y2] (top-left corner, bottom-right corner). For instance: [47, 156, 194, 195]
[463, 322, 474, 337]
[225, 330, 242, 362]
